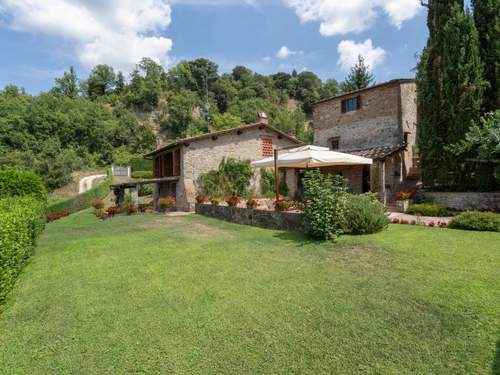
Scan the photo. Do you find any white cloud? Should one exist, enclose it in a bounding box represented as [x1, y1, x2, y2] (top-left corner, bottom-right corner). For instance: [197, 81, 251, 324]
[262, 56, 272, 62]
[171, 0, 257, 5]
[337, 39, 386, 72]
[0, 0, 173, 74]
[283, 0, 421, 36]
[276, 46, 301, 59]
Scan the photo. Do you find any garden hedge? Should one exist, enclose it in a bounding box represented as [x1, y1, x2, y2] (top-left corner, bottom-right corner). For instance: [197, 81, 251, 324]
[47, 173, 112, 215]
[449, 211, 500, 232]
[0, 169, 47, 202]
[407, 203, 449, 217]
[0, 197, 46, 304]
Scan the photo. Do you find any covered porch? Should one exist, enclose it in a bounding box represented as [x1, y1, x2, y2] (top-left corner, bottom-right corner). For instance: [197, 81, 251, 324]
[110, 177, 179, 210]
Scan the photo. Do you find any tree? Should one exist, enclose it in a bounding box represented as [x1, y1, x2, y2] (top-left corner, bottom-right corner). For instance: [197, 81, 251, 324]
[472, 0, 500, 112]
[416, 0, 465, 188]
[161, 90, 204, 137]
[212, 113, 242, 131]
[54, 67, 79, 98]
[320, 79, 340, 99]
[86, 65, 116, 98]
[340, 55, 375, 93]
[296, 71, 322, 113]
[115, 71, 126, 94]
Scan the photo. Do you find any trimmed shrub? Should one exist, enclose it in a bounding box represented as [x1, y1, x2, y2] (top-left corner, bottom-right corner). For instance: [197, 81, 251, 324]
[303, 170, 347, 241]
[0, 197, 46, 303]
[47, 173, 112, 215]
[407, 203, 449, 217]
[0, 169, 47, 202]
[449, 211, 500, 232]
[343, 194, 389, 235]
[132, 170, 153, 179]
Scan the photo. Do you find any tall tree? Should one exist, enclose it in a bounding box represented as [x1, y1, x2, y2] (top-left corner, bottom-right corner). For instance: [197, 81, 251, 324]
[54, 66, 79, 98]
[442, 4, 486, 188]
[472, 0, 500, 112]
[340, 55, 375, 93]
[416, 0, 464, 187]
[86, 65, 116, 98]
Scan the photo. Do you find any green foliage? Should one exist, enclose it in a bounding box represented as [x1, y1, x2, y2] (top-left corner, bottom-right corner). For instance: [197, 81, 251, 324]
[161, 89, 206, 137]
[212, 112, 242, 131]
[198, 158, 253, 196]
[417, 1, 488, 191]
[139, 184, 153, 197]
[260, 169, 288, 196]
[0, 196, 46, 303]
[0, 88, 155, 191]
[84, 64, 116, 98]
[302, 170, 348, 241]
[473, 0, 500, 112]
[132, 171, 154, 179]
[343, 194, 389, 235]
[47, 173, 112, 215]
[449, 211, 500, 232]
[53, 66, 79, 98]
[340, 55, 375, 93]
[407, 203, 449, 217]
[0, 169, 47, 202]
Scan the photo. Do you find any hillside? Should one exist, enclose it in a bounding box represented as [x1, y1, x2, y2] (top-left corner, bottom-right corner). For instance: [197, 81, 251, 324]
[0, 57, 345, 192]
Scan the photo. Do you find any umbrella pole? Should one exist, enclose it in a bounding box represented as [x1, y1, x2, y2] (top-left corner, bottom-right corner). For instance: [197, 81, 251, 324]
[274, 149, 279, 201]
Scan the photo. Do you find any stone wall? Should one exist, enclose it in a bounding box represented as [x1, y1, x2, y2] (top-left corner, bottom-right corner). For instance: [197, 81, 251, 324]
[399, 82, 417, 176]
[179, 127, 298, 211]
[195, 204, 305, 232]
[425, 192, 500, 212]
[313, 83, 401, 150]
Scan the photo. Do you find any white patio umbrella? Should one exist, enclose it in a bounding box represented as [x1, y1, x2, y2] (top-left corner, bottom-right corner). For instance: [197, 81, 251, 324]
[251, 145, 373, 169]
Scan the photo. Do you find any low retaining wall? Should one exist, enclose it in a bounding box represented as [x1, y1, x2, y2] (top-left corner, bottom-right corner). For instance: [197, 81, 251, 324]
[195, 204, 304, 232]
[426, 192, 500, 212]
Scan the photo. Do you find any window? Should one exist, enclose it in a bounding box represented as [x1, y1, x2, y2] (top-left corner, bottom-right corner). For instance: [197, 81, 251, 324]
[341, 96, 361, 113]
[261, 137, 273, 157]
[330, 137, 340, 150]
[404, 131, 411, 144]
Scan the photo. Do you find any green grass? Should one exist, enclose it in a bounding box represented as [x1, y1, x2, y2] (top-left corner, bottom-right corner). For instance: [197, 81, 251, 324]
[1, 212, 499, 374]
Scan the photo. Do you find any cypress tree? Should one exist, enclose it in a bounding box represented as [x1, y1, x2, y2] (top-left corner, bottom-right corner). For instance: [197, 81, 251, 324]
[442, 4, 486, 188]
[472, 0, 500, 112]
[416, 0, 463, 187]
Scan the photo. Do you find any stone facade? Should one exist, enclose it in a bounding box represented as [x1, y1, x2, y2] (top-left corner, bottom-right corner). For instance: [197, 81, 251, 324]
[311, 79, 418, 201]
[195, 203, 305, 232]
[425, 192, 500, 212]
[149, 123, 300, 211]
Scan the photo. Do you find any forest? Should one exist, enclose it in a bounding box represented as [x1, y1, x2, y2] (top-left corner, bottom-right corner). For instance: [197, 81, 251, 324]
[0, 56, 372, 191]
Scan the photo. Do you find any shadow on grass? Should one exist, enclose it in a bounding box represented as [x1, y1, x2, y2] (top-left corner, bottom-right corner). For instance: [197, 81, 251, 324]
[272, 230, 324, 247]
[493, 338, 500, 375]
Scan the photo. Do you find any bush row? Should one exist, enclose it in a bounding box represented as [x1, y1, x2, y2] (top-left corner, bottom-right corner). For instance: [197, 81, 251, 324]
[47, 173, 112, 215]
[449, 211, 500, 232]
[0, 197, 46, 304]
[407, 203, 449, 217]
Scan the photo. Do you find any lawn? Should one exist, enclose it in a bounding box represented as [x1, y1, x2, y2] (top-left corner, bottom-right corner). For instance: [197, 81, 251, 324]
[0, 211, 499, 374]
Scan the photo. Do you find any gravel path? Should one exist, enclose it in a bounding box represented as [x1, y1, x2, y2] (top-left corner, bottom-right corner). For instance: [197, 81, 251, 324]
[78, 174, 107, 194]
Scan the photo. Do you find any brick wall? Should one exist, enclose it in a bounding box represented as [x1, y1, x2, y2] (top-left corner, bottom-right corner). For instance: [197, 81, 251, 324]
[313, 83, 402, 150]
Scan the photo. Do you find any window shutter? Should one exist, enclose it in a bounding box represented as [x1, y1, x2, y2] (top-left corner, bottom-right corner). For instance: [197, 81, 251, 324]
[341, 99, 346, 113]
[356, 95, 362, 110]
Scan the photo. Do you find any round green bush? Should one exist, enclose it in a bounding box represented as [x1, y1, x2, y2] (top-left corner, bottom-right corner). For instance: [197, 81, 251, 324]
[449, 211, 500, 232]
[406, 203, 449, 217]
[132, 170, 153, 179]
[0, 169, 47, 202]
[343, 194, 389, 235]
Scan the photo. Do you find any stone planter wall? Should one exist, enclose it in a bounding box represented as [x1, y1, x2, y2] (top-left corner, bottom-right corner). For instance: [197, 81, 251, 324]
[425, 192, 500, 212]
[195, 204, 304, 232]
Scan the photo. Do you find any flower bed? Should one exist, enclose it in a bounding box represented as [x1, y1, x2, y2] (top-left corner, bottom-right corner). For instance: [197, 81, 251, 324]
[195, 203, 304, 232]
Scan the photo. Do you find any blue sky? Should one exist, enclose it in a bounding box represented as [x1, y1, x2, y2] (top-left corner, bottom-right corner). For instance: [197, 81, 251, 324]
[0, 0, 429, 94]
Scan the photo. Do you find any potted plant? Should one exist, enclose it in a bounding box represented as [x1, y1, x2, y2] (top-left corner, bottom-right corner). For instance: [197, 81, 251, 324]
[225, 195, 240, 207]
[195, 194, 208, 204]
[127, 204, 138, 215]
[210, 196, 222, 206]
[92, 199, 105, 210]
[273, 198, 291, 212]
[246, 198, 258, 209]
[158, 196, 176, 213]
[395, 190, 416, 212]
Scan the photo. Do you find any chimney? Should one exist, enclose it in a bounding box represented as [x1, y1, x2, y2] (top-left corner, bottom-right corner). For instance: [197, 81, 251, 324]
[288, 128, 297, 139]
[207, 125, 215, 134]
[257, 112, 269, 125]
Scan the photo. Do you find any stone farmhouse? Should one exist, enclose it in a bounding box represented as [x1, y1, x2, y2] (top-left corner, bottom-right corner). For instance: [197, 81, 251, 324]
[310, 78, 420, 203]
[144, 113, 301, 211]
